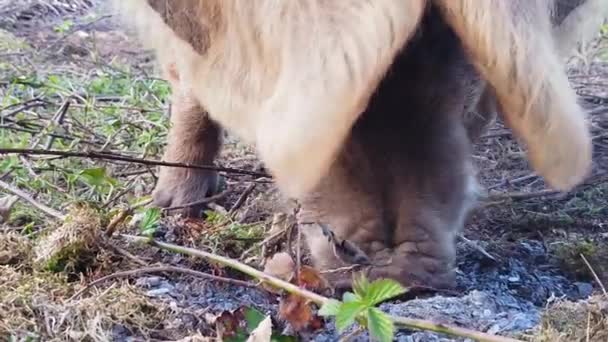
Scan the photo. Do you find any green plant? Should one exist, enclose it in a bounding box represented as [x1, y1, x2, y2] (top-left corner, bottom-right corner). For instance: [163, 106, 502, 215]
[319, 273, 407, 342]
[53, 20, 74, 34]
[139, 207, 161, 236]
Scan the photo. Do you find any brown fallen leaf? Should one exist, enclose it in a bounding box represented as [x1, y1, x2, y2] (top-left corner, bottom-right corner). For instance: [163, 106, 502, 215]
[297, 265, 329, 291]
[246, 315, 273, 342]
[214, 309, 244, 339]
[263, 251, 295, 281]
[279, 293, 313, 332]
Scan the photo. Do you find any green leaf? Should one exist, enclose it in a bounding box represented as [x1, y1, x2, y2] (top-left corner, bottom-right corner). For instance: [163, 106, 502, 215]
[367, 307, 395, 342]
[271, 334, 297, 342]
[78, 167, 117, 187]
[352, 272, 370, 298]
[335, 300, 366, 333]
[364, 278, 407, 306]
[342, 291, 360, 303]
[318, 299, 342, 317]
[139, 207, 161, 235]
[78, 167, 107, 186]
[243, 306, 267, 332]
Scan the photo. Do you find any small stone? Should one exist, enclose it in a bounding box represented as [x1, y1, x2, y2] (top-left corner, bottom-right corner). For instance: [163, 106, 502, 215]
[508, 275, 521, 282]
[146, 288, 171, 297]
[574, 282, 593, 298]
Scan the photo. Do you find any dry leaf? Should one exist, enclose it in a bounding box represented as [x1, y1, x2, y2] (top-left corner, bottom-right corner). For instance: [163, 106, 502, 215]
[246, 315, 273, 342]
[297, 265, 329, 291]
[215, 310, 243, 339]
[0, 195, 18, 223]
[263, 251, 295, 281]
[279, 293, 313, 331]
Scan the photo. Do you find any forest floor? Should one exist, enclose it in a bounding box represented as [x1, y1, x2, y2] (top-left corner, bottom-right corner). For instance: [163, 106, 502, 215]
[0, 1, 607, 341]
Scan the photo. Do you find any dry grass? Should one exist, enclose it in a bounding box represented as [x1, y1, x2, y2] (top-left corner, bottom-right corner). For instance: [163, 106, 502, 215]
[531, 295, 608, 342]
[0, 231, 32, 266]
[0, 265, 185, 341]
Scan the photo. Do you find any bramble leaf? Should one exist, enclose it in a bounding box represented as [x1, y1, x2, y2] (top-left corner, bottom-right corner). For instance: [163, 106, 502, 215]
[367, 307, 394, 342]
[318, 299, 341, 317]
[364, 278, 407, 306]
[335, 300, 366, 333]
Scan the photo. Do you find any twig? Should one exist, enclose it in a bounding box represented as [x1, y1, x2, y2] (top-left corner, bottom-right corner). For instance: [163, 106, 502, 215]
[339, 326, 364, 341]
[68, 265, 255, 301]
[241, 221, 288, 261]
[101, 178, 137, 209]
[485, 189, 561, 202]
[458, 234, 497, 262]
[122, 234, 329, 304]
[104, 242, 148, 266]
[0, 99, 46, 119]
[296, 224, 302, 281]
[121, 234, 523, 342]
[487, 173, 537, 191]
[43, 100, 72, 150]
[29, 100, 71, 148]
[0, 179, 66, 220]
[229, 183, 256, 215]
[580, 253, 607, 297]
[163, 190, 231, 211]
[0, 124, 102, 146]
[0, 148, 270, 178]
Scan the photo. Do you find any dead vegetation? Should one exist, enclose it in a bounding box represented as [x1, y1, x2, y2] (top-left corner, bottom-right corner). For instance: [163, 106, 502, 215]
[0, 1, 607, 341]
[532, 295, 608, 342]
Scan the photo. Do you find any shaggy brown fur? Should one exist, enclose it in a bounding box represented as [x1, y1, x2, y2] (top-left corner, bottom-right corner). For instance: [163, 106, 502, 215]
[298, 7, 478, 288]
[115, 0, 593, 199]
[114, 0, 602, 288]
[152, 64, 223, 216]
[463, 0, 608, 143]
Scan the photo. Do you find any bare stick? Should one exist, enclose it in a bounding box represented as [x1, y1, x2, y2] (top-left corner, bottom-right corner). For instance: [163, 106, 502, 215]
[485, 189, 561, 202]
[0, 148, 270, 178]
[121, 234, 523, 342]
[0, 124, 102, 146]
[229, 183, 257, 215]
[163, 190, 231, 211]
[0, 179, 66, 220]
[458, 234, 497, 262]
[43, 100, 71, 150]
[580, 253, 607, 297]
[68, 265, 255, 301]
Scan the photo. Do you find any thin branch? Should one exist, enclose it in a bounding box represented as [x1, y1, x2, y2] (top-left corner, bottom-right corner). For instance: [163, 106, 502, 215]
[43, 99, 72, 150]
[0, 179, 66, 220]
[68, 265, 255, 301]
[0, 148, 271, 178]
[122, 234, 523, 342]
[458, 234, 497, 262]
[580, 253, 607, 297]
[485, 189, 560, 202]
[0, 124, 102, 146]
[162, 189, 231, 211]
[229, 183, 257, 215]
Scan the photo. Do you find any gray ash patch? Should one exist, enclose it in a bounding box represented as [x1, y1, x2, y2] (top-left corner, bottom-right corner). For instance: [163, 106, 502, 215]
[456, 239, 592, 306]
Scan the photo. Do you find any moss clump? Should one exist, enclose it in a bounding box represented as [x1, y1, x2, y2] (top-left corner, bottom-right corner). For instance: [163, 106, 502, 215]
[0, 265, 178, 341]
[0, 265, 70, 340]
[551, 239, 607, 284]
[33, 203, 103, 273]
